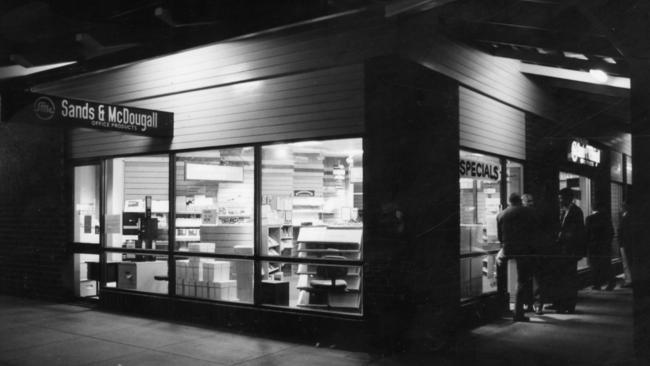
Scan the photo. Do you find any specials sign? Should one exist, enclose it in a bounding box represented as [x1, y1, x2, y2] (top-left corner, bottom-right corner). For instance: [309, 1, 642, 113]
[568, 139, 601, 167]
[459, 157, 500, 182]
[1, 92, 173, 138]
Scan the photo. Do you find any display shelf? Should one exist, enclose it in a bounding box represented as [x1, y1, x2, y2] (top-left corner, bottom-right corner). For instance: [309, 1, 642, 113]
[294, 226, 362, 310]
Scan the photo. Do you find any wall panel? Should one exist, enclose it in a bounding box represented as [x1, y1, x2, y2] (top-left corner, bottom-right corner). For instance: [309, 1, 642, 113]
[459, 87, 526, 159]
[399, 14, 556, 122]
[62, 64, 364, 159]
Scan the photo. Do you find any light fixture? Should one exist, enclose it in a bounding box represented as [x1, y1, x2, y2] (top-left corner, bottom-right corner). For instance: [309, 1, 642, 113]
[589, 68, 609, 83]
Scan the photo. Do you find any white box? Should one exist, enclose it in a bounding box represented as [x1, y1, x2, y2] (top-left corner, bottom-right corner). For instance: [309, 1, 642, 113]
[202, 261, 231, 282]
[208, 280, 237, 301]
[196, 281, 209, 298]
[183, 281, 196, 297]
[176, 261, 188, 281]
[78, 280, 97, 297]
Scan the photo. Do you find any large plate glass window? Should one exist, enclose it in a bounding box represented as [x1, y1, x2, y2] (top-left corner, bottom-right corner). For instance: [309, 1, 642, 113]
[73, 165, 101, 298]
[104, 155, 170, 294]
[459, 150, 502, 299]
[74, 165, 101, 244]
[260, 138, 363, 313]
[174, 147, 254, 304]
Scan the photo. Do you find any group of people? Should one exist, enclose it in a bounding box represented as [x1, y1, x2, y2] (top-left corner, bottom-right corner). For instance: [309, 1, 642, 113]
[496, 188, 631, 322]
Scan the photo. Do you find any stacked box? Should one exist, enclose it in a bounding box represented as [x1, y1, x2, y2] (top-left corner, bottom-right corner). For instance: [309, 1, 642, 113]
[183, 281, 196, 297]
[202, 260, 231, 282]
[208, 280, 237, 301]
[195, 281, 209, 298]
[187, 258, 201, 282]
[176, 260, 188, 280]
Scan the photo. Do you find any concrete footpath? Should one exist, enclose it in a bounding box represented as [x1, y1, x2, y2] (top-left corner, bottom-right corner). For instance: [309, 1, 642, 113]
[0, 285, 639, 366]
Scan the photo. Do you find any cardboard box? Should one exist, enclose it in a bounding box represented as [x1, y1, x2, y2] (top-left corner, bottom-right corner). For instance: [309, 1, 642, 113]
[195, 281, 209, 298]
[183, 281, 196, 297]
[202, 261, 230, 282]
[208, 280, 237, 301]
[78, 280, 97, 297]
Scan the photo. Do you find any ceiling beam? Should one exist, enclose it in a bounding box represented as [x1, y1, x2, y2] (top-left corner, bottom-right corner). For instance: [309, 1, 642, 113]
[520, 63, 630, 89]
[477, 42, 629, 76]
[447, 18, 622, 58]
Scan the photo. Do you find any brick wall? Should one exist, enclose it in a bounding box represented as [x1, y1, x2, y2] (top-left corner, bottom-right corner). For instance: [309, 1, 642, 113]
[0, 122, 69, 300]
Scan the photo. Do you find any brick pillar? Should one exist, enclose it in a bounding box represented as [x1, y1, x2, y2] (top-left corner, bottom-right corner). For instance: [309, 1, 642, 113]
[0, 122, 68, 300]
[364, 56, 460, 352]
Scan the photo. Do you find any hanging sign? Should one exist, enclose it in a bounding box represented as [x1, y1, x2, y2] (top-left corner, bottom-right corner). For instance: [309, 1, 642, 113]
[459, 158, 500, 182]
[1, 92, 173, 138]
[568, 139, 600, 167]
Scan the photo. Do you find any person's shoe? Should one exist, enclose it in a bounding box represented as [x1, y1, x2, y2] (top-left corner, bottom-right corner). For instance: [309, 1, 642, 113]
[513, 315, 530, 322]
[591, 286, 601, 291]
[533, 303, 544, 315]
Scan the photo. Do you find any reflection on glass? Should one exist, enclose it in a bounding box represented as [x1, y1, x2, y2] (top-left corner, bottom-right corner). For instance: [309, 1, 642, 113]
[74, 165, 100, 243]
[460, 254, 498, 299]
[261, 138, 363, 258]
[174, 256, 253, 303]
[105, 252, 168, 294]
[260, 261, 361, 313]
[105, 156, 169, 251]
[174, 147, 254, 254]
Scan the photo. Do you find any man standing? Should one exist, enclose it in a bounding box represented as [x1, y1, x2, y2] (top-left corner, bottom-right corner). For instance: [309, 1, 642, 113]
[497, 193, 537, 322]
[618, 202, 633, 287]
[585, 201, 615, 291]
[522, 193, 545, 314]
[553, 187, 587, 313]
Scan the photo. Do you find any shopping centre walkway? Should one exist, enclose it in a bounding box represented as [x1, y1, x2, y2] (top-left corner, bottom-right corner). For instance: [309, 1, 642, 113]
[0, 285, 638, 366]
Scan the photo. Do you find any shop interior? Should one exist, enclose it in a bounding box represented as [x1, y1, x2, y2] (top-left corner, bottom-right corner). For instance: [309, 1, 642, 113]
[73, 138, 363, 313]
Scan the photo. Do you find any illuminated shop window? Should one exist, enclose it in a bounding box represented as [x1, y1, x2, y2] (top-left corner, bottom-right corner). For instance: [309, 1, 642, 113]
[260, 138, 363, 313]
[104, 155, 170, 251]
[459, 150, 502, 299]
[73, 165, 101, 243]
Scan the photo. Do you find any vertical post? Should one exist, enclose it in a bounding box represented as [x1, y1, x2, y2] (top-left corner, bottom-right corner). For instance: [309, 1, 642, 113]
[628, 59, 650, 360]
[168, 153, 176, 297]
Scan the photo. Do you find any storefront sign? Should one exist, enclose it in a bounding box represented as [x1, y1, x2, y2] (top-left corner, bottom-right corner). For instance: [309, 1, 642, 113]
[568, 140, 601, 167]
[1, 92, 173, 137]
[459, 158, 500, 182]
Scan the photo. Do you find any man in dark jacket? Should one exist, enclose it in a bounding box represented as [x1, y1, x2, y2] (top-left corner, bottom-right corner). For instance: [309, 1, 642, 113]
[586, 201, 615, 290]
[552, 187, 587, 313]
[497, 193, 537, 322]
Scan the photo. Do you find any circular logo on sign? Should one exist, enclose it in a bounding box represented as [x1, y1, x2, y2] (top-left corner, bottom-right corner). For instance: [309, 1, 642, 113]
[33, 97, 55, 120]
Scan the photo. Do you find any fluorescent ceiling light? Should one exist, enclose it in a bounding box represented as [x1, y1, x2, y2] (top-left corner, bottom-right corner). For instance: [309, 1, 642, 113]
[0, 61, 76, 80]
[563, 51, 588, 60]
[520, 63, 629, 89]
[589, 68, 609, 83]
[602, 57, 617, 64]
